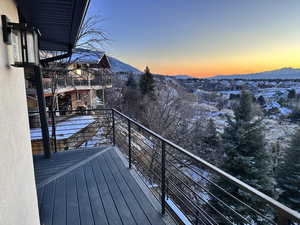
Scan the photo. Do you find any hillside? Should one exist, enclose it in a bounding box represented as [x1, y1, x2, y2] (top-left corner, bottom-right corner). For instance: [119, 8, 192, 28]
[108, 56, 141, 74]
[211, 67, 300, 80]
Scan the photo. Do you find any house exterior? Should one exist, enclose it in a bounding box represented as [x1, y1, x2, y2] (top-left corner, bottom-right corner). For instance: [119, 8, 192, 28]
[0, 2, 40, 225]
[0, 0, 90, 224]
[25, 51, 112, 154]
[43, 52, 112, 111]
[26, 51, 112, 114]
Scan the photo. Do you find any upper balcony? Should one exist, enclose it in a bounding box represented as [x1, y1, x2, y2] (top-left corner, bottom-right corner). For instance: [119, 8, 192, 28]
[31, 109, 300, 225]
[42, 75, 112, 95]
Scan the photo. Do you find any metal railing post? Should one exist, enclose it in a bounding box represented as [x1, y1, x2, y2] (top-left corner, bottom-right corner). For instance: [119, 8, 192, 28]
[161, 140, 166, 215]
[112, 109, 115, 145]
[34, 66, 51, 158]
[128, 119, 132, 168]
[50, 110, 57, 152]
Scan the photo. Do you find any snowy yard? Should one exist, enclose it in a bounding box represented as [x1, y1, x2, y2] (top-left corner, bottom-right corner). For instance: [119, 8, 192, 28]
[30, 115, 95, 140]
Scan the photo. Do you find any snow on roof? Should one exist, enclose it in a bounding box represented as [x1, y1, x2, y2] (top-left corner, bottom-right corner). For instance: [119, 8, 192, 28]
[279, 107, 292, 115]
[70, 48, 106, 64]
[30, 115, 95, 140]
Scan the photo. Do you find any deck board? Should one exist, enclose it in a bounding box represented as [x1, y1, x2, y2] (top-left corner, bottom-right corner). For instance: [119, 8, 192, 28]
[75, 167, 94, 225]
[83, 164, 109, 225]
[99, 157, 137, 225]
[39, 180, 56, 225]
[66, 173, 80, 225]
[53, 176, 66, 225]
[109, 150, 166, 225]
[103, 152, 152, 225]
[35, 147, 166, 225]
[92, 155, 123, 225]
[33, 146, 108, 186]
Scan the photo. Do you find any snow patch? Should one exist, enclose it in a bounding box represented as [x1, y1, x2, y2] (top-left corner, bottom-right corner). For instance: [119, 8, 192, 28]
[30, 115, 95, 140]
[166, 198, 193, 225]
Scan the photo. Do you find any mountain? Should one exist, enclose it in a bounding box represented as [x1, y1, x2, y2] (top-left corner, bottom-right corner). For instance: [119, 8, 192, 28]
[108, 56, 141, 74]
[173, 75, 194, 79]
[211, 67, 300, 80]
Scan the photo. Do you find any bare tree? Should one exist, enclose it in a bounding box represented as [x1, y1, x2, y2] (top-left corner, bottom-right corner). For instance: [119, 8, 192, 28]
[75, 15, 109, 55]
[40, 13, 109, 113]
[38, 14, 109, 152]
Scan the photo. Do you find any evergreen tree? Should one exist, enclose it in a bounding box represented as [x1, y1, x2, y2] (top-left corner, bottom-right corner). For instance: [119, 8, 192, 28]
[190, 119, 222, 165]
[271, 141, 281, 176]
[139, 66, 155, 97]
[288, 89, 296, 99]
[123, 73, 139, 117]
[210, 90, 273, 224]
[204, 119, 219, 149]
[277, 128, 300, 212]
[289, 107, 300, 122]
[257, 95, 266, 106]
[126, 73, 137, 88]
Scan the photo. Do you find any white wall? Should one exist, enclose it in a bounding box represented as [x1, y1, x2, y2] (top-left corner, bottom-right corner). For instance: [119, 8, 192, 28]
[0, 1, 40, 225]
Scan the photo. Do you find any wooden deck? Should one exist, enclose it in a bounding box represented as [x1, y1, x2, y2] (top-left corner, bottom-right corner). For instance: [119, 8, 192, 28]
[33, 147, 108, 187]
[34, 147, 166, 225]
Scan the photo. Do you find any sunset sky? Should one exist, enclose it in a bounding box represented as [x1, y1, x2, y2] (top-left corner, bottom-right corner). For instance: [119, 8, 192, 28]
[88, 0, 300, 78]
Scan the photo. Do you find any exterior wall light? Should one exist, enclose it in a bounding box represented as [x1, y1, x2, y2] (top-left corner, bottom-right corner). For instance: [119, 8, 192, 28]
[1, 15, 40, 67]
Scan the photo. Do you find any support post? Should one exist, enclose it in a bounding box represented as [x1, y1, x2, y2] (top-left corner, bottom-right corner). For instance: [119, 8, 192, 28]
[161, 141, 166, 215]
[128, 119, 132, 168]
[34, 66, 51, 158]
[112, 109, 115, 145]
[50, 109, 57, 153]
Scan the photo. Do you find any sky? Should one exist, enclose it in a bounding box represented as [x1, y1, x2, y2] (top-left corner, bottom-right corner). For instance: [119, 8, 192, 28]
[87, 0, 300, 78]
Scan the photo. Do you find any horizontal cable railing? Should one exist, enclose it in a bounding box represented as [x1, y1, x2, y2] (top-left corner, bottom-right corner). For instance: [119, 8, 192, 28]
[111, 108, 300, 225]
[42, 76, 112, 90]
[30, 108, 300, 225]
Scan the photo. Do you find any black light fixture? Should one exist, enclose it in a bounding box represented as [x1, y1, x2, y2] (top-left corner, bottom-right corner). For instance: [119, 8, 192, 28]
[1, 15, 40, 67]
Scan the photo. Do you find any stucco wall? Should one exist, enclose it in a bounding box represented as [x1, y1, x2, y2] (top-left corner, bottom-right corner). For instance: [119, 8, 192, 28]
[0, 1, 40, 225]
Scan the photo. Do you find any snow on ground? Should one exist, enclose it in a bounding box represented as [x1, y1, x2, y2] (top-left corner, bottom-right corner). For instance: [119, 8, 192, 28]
[265, 101, 281, 110]
[30, 115, 95, 140]
[165, 198, 193, 225]
[278, 107, 292, 116]
[262, 119, 298, 148]
[198, 103, 218, 112]
[218, 90, 241, 95]
[191, 97, 296, 146]
[181, 165, 211, 202]
[80, 127, 108, 148]
[258, 87, 300, 99]
[264, 101, 292, 117]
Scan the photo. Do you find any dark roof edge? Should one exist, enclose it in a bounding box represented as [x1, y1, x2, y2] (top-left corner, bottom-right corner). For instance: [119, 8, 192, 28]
[74, 0, 91, 48]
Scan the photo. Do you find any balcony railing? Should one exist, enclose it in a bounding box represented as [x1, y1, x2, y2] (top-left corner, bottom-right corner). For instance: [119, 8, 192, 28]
[30, 108, 300, 225]
[29, 109, 113, 154]
[42, 76, 112, 91]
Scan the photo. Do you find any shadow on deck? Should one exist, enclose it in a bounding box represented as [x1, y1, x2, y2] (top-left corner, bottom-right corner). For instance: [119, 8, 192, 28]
[34, 147, 167, 225]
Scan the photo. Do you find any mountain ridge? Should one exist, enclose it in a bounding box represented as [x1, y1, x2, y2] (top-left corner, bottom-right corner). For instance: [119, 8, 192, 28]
[210, 67, 300, 80]
[108, 56, 141, 74]
[171, 67, 300, 80]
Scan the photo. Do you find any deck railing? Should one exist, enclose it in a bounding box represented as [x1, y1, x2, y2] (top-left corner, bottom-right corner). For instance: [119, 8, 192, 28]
[42, 76, 112, 90]
[29, 109, 113, 154]
[31, 108, 300, 225]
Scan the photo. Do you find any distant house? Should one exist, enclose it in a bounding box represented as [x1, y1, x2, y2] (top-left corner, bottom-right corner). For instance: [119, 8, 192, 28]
[61, 49, 112, 111]
[26, 49, 113, 114]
